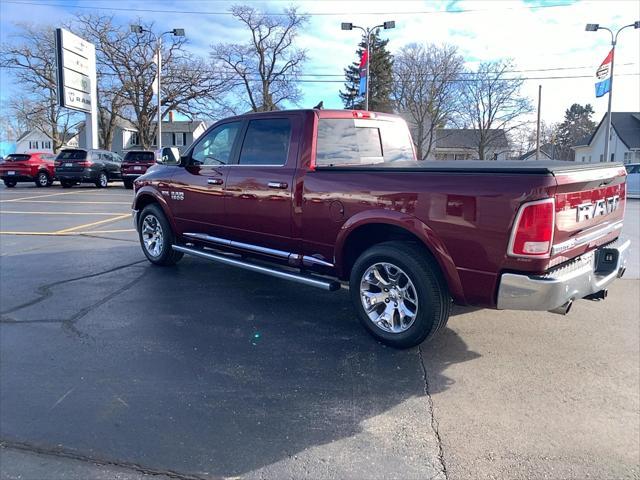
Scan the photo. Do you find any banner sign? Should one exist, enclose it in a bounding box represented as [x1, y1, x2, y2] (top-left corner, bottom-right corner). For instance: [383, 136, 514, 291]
[595, 49, 613, 98]
[358, 49, 368, 96]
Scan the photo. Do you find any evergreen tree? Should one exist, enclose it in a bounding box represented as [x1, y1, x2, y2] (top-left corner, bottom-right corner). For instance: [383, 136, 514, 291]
[339, 31, 394, 112]
[553, 103, 597, 160]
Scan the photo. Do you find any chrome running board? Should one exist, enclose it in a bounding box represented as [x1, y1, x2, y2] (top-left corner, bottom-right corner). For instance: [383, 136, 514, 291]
[172, 245, 341, 291]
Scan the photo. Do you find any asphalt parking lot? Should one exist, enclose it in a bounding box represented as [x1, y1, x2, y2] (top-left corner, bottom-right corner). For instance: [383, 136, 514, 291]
[1, 184, 639, 480]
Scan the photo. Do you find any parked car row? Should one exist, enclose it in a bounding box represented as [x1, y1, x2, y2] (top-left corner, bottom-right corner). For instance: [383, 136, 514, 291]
[0, 149, 157, 189]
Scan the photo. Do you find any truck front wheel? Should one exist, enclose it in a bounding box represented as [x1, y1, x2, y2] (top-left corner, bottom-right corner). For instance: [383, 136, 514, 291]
[349, 241, 451, 349]
[138, 204, 183, 266]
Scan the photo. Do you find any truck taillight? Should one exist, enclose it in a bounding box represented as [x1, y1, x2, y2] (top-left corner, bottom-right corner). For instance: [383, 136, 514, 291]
[54, 161, 62, 167]
[508, 198, 555, 258]
[77, 161, 93, 167]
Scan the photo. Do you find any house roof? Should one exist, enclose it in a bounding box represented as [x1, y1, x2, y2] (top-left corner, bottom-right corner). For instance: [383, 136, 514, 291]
[435, 128, 509, 149]
[583, 112, 640, 149]
[150, 120, 206, 133]
[16, 130, 77, 143]
[517, 143, 554, 160]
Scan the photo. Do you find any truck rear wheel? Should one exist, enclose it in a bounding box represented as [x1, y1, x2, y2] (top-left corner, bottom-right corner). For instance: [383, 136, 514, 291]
[138, 204, 183, 266]
[349, 241, 451, 349]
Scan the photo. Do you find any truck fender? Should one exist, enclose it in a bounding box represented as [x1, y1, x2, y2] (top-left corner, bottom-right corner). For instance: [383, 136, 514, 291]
[133, 187, 178, 234]
[335, 209, 465, 304]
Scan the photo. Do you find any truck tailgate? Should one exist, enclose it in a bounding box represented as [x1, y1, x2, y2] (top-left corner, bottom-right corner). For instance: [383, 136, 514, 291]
[551, 165, 627, 266]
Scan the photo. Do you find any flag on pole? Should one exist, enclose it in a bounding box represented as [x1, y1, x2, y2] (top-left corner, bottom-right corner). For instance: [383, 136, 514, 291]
[595, 49, 613, 98]
[358, 49, 368, 95]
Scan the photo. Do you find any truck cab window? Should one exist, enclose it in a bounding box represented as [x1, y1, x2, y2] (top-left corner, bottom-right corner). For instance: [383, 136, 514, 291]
[238, 119, 291, 166]
[191, 122, 241, 166]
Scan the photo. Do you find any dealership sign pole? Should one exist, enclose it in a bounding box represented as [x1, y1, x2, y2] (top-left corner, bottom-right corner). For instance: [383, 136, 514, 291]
[55, 28, 98, 149]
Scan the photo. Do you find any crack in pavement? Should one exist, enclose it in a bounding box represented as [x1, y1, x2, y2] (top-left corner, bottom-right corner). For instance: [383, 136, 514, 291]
[418, 344, 449, 480]
[0, 260, 147, 316]
[0, 440, 218, 480]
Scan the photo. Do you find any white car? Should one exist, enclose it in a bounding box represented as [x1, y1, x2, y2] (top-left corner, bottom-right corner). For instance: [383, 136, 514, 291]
[626, 163, 640, 199]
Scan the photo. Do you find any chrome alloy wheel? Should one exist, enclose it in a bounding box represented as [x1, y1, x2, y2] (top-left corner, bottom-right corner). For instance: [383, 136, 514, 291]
[360, 262, 419, 334]
[38, 172, 48, 186]
[99, 172, 108, 187]
[142, 214, 164, 257]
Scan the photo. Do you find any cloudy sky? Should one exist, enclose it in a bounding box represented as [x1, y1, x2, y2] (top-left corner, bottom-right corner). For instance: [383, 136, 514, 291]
[1, 0, 639, 126]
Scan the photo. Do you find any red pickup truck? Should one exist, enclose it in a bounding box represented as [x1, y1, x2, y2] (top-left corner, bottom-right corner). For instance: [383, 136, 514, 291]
[132, 109, 630, 348]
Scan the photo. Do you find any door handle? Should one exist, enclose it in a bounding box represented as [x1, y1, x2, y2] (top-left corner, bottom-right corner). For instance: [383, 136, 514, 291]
[207, 178, 223, 185]
[268, 181, 288, 189]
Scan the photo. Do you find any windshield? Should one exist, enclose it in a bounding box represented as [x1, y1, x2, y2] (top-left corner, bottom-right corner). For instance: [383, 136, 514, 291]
[124, 151, 155, 163]
[56, 150, 87, 161]
[5, 154, 31, 162]
[316, 118, 415, 167]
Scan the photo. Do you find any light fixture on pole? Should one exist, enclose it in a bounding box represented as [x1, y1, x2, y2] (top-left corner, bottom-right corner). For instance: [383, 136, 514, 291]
[341, 20, 395, 111]
[130, 25, 185, 150]
[585, 20, 639, 163]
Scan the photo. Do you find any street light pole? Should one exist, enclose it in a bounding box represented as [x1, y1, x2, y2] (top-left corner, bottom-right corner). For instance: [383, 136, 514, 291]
[586, 21, 639, 163]
[341, 21, 395, 111]
[130, 26, 185, 150]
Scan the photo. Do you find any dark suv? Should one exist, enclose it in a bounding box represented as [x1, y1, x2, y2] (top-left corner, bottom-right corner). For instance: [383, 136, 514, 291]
[121, 150, 156, 189]
[55, 149, 122, 188]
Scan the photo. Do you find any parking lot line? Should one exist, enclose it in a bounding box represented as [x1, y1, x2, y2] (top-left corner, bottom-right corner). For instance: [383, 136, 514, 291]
[0, 211, 127, 216]
[55, 214, 131, 234]
[1, 191, 85, 202]
[82, 229, 136, 234]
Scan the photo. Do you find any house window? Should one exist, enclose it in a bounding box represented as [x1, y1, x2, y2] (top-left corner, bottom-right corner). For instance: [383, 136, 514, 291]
[43, 140, 51, 149]
[624, 152, 631, 163]
[29, 141, 38, 149]
[600, 154, 604, 162]
[130, 132, 139, 146]
[610, 153, 614, 162]
[173, 132, 186, 147]
[151, 135, 157, 146]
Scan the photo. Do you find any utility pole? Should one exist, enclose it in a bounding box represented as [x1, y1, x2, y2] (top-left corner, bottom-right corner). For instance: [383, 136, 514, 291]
[536, 84, 542, 160]
[341, 21, 395, 111]
[130, 25, 185, 150]
[586, 20, 639, 162]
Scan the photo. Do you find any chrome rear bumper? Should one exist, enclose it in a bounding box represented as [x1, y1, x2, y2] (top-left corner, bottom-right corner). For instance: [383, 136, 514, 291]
[497, 239, 630, 312]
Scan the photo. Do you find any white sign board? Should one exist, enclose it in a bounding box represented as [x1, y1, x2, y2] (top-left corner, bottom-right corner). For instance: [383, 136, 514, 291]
[55, 28, 98, 148]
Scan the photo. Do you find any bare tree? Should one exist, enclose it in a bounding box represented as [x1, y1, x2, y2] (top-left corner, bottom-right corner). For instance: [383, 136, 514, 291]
[393, 43, 464, 160]
[74, 15, 229, 149]
[456, 60, 533, 160]
[211, 5, 308, 112]
[0, 24, 81, 152]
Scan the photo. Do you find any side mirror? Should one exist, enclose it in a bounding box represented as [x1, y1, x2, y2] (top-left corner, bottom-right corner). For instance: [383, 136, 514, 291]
[158, 147, 181, 165]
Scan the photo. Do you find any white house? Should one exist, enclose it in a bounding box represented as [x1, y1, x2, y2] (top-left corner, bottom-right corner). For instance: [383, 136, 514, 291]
[15, 130, 78, 154]
[573, 112, 640, 164]
[432, 129, 510, 161]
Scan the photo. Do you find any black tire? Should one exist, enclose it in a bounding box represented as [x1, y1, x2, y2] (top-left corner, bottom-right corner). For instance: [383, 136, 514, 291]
[349, 241, 451, 349]
[95, 171, 108, 188]
[60, 180, 74, 188]
[35, 171, 50, 188]
[138, 204, 183, 266]
[123, 179, 133, 189]
[3, 180, 17, 188]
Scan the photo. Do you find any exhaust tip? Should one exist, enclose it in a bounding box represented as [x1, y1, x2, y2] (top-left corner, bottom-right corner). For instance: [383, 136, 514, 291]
[549, 300, 573, 315]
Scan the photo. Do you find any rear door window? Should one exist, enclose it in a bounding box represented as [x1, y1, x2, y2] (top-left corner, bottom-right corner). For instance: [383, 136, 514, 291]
[238, 119, 291, 166]
[316, 118, 415, 167]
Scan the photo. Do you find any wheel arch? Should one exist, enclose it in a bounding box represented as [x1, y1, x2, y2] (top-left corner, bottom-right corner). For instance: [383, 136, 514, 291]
[335, 211, 465, 303]
[133, 188, 178, 233]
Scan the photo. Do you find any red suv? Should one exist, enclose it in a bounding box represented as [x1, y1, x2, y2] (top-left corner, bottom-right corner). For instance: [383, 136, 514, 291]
[0, 152, 57, 188]
[121, 150, 156, 189]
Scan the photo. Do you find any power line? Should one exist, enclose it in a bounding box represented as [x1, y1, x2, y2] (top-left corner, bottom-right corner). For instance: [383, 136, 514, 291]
[3, 64, 639, 82]
[1, 0, 577, 16]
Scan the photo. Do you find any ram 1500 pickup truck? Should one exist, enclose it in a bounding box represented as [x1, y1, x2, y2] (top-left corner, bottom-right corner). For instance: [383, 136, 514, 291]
[132, 109, 630, 348]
